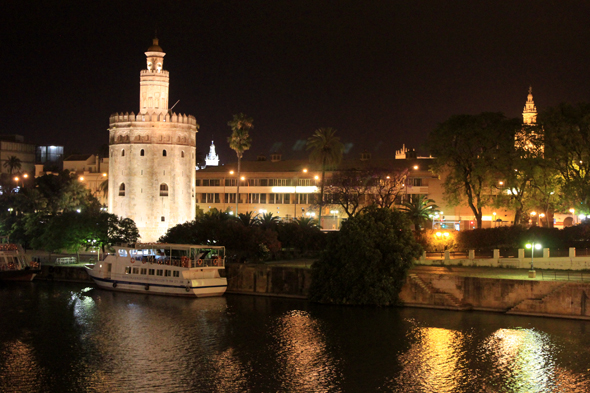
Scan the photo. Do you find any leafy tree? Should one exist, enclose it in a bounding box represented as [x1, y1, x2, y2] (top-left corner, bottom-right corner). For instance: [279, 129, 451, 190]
[428, 113, 520, 228]
[3, 156, 21, 175]
[306, 127, 344, 227]
[399, 194, 439, 230]
[227, 113, 253, 215]
[540, 103, 590, 214]
[309, 206, 422, 305]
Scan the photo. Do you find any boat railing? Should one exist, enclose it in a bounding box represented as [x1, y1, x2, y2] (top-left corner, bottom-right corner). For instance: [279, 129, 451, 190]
[129, 256, 225, 268]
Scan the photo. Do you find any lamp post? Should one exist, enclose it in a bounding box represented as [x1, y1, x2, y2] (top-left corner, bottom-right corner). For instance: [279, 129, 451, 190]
[525, 242, 542, 278]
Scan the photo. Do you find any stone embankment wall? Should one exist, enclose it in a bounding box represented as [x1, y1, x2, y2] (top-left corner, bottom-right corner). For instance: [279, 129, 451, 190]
[400, 273, 590, 320]
[226, 264, 311, 299]
[36, 265, 93, 283]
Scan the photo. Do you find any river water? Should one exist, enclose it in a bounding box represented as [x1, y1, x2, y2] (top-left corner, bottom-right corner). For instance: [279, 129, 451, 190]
[1, 282, 590, 393]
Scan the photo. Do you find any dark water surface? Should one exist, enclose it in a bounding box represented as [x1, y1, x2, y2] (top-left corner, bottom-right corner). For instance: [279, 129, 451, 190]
[1, 282, 590, 392]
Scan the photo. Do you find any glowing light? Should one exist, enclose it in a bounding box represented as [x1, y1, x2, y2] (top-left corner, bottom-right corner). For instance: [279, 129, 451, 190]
[413, 165, 419, 170]
[314, 175, 319, 180]
[569, 208, 575, 214]
[79, 176, 85, 181]
[229, 170, 234, 175]
[302, 168, 308, 173]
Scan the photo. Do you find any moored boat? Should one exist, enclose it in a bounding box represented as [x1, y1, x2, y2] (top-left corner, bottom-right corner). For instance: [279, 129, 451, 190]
[0, 236, 40, 281]
[85, 243, 227, 297]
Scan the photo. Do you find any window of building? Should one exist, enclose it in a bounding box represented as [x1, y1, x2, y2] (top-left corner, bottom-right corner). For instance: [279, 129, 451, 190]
[140, 268, 147, 275]
[203, 179, 209, 186]
[125, 267, 131, 274]
[200, 193, 206, 203]
[195, 179, 201, 186]
[275, 194, 283, 204]
[121, 149, 125, 157]
[225, 179, 237, 186]
[226, 193, 236, 203]
[173, 271, 179, 277]
[119, 183, 125, 196]
[133, 267, 139, 274]
[163, 150, 167, 157]
[165, 270, 171, 277]
[160, 184, 169, 196]
[284, 194, 291, 204]
[411, 178, 422, 187]
[269, 194, 275, 204]
[149, 269, 155, 275]
[161, 216, 165, 222]
[260, 194, 267, 204]
[140, 149, 145, 156]
[260, 179, 268, 186]
[157, 269, 163, 276]
[181, 151, 185, 158]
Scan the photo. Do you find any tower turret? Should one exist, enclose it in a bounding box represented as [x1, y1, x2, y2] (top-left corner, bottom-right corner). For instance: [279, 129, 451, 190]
[522, 86, 537, 125]
[140, 38, 169, 115]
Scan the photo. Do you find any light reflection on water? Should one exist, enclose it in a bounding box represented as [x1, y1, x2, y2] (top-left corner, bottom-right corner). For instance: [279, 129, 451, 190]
[1, 282, 590, 392]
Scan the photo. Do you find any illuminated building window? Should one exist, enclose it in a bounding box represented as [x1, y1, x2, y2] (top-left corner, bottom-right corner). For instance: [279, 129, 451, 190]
[119, 183, 125, 196]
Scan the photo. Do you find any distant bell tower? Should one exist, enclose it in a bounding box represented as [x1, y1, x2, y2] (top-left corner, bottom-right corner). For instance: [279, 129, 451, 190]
[205, 140, 219, 167]
[522, 86, 537, 125]
[108, 38, 198, 242]
[515, 86, 543, 156]
[140, 38, 169, 116]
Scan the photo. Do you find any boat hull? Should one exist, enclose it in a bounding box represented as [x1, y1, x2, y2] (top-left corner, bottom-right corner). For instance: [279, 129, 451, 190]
[87, 268, 227, 298]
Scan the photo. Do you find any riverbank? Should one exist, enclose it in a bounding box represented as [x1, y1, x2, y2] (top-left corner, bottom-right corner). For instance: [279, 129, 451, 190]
[32, 262, 590, 320]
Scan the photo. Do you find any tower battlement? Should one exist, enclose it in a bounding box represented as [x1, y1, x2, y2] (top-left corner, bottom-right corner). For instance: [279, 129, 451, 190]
[109, 111, 197, 126]
[140, 69, 169, 76]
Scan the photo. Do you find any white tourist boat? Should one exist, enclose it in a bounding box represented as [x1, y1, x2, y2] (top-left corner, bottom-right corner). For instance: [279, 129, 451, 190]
[85, 243, 227, 297]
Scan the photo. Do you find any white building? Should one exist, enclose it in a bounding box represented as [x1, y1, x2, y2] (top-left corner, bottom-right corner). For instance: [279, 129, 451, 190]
[108, 38, 197, 241]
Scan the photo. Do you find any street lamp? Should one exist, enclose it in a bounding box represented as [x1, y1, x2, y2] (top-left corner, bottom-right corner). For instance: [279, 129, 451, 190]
[525, 242, 542, 278]
[530, 211, 537, 226]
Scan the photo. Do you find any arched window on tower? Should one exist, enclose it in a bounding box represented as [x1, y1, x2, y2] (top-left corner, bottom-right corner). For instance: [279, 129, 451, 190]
[119, 183, 126, 196]
[181, 151, 185, 158]
[160, 184, 169, 197]
[121, 149, 125, 157]
[163, 150, 167, 157]
[140, 149, 145, 156]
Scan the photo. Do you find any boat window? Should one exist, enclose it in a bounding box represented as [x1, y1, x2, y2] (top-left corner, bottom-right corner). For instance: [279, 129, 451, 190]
[148, 269, 155, 275]
[157, 269, 163, 276]
[165, 270, 171, 277]
[173, 271, 179, 277]
[118, 249, 128, 257]
[125, 267, 131, 274]
[133, 267, 139, 274]
[140, 268, 147, 275]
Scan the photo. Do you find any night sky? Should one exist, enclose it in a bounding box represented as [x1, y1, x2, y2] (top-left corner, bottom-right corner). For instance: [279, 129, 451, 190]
[5, 1, 590, 163]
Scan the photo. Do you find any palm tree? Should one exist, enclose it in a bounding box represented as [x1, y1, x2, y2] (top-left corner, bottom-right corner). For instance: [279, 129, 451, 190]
[306, 127, 344, 228]
[99, 179, 108, 198]
[227, 113, 253, 215]
[294, 216, 319, 229]
[237, 211, 259, 227]
[3, 156, 21, 175]
[259, 212, 279, 229]
[400, 195, 439, 230]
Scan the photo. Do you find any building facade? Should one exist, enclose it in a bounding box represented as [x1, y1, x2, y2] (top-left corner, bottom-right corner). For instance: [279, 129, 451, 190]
[0, 135, 36, 176]
[108, 39, 197, 241]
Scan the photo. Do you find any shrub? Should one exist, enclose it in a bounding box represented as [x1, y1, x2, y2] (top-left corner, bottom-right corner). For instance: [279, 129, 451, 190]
[309, 206, 422, 306]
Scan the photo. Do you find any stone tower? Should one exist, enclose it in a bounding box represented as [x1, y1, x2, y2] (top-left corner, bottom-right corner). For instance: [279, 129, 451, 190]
[522, 86, 537, 125]
[515, 86, 543, 155]
[108, 38, 197, 242]
[205, 140, 219, 167]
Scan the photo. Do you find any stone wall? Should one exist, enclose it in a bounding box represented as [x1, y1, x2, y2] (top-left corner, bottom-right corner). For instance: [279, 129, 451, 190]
[400, 272, 590, 319]
[226, 264, 310, 299]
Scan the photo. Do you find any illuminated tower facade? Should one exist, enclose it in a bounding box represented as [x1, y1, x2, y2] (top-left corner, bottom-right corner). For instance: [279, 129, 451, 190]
[515, 86, 543, 155]
[108, 38, 197, 242]
[205, 141, 219, 167]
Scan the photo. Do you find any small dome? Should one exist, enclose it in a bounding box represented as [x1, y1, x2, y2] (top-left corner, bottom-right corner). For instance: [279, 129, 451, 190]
[147, 38, 163, 52]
